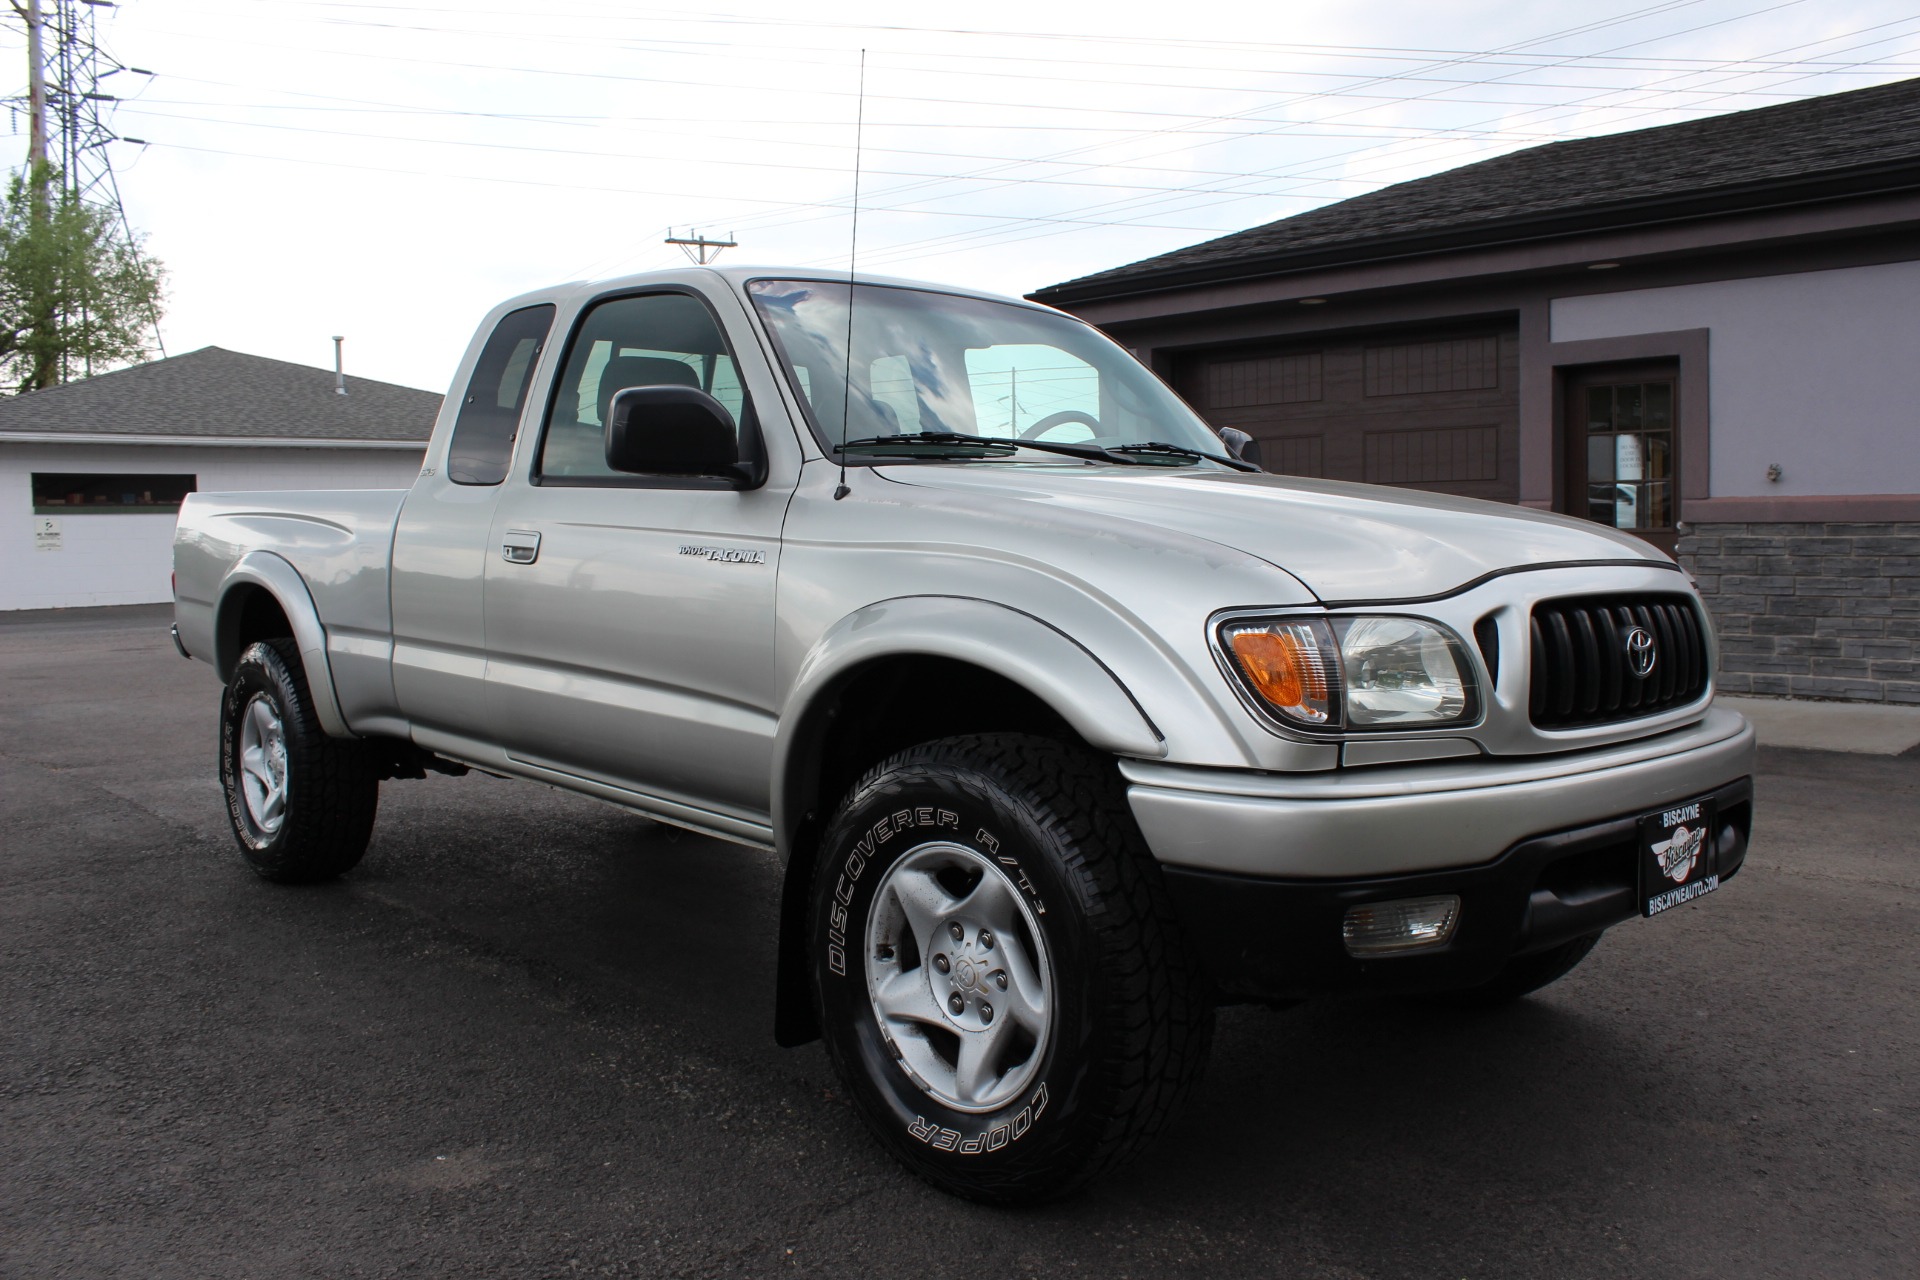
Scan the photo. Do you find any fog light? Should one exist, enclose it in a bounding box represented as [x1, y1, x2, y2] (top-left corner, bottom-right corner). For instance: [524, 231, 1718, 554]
[1342, 895, 1461, 956]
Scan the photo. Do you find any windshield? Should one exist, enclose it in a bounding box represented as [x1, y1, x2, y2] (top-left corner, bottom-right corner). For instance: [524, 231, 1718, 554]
[746, 279, 1227, 461]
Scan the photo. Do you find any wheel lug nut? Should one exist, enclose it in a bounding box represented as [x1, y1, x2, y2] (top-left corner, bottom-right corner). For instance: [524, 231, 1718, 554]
[994, 971, 1007, 990]
[949, 993, 965, 1015]
[933, 954, 950, 973]
[980, 1003, 993, 1024]
[978, 930, 994, 951]
[948, 922, 964, 942]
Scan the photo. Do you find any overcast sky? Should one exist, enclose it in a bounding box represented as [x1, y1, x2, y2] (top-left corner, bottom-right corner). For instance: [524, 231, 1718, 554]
[3, 0, 1916, 393]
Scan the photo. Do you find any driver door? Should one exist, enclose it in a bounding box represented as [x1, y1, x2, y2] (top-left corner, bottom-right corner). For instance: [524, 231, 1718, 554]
[481, 289, 791, 827]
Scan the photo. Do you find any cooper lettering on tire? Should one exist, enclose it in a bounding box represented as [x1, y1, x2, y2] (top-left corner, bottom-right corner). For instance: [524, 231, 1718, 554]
[809, 733, 1212, 1204]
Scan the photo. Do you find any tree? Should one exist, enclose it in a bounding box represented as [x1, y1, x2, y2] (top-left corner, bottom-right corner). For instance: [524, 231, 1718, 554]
[0, 162, 165, 394]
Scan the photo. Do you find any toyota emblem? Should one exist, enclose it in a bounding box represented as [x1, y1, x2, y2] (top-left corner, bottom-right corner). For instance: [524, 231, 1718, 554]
[1624, 627, 1658, 679]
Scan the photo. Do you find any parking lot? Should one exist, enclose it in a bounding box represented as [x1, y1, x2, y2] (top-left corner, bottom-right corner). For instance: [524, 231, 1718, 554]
[2, 605, 1914, 1279]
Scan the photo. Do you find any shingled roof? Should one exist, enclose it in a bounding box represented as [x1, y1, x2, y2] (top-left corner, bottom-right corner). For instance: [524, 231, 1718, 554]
[1033, 75, 1920, 305]
[0, 346, 442, 442]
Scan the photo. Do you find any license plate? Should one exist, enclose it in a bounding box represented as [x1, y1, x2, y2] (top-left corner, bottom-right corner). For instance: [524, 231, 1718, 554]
[1639, 796, 1719, 918]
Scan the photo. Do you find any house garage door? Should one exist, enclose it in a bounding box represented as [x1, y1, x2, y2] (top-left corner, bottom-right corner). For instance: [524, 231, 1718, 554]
[1176, 326, 1520, 504]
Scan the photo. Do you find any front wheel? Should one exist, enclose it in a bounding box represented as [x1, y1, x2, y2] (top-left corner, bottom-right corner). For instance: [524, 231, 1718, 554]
[219, 638, 379, 883]
[810, 734, 1212, 1204]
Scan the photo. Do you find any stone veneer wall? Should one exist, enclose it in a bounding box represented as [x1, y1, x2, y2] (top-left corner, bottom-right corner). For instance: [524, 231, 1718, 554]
[1677, 522, 1920, 704]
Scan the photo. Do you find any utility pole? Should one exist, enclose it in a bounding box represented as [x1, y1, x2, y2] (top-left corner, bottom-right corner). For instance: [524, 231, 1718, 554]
[665, 228, 738, 265]
[23, 0, 48, 211]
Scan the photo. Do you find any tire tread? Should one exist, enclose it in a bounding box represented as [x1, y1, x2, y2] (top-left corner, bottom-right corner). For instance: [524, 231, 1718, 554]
[827, 733, 1212, 1202]
[222, 638, 379, 883]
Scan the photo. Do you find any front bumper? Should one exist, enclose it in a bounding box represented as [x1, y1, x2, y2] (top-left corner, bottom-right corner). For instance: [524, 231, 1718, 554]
[1123, 707, 1757, 1000]
[1123, 707, 1755, 879]
[1159, 776, 1751, 1000]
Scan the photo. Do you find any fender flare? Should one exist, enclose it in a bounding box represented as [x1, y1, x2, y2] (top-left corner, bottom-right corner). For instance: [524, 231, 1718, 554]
[771, 594, 1165, 854]
[769, 595, 1165, 1046]
[214, 551, 354, 739]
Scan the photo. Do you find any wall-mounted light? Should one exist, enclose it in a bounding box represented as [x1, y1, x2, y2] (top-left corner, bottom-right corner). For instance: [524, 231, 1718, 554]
[1767, 463, 1783, 483]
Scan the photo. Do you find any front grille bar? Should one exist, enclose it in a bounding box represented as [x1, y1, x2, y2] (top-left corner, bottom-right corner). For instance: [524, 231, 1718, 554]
[1529, 594, 1708, 729]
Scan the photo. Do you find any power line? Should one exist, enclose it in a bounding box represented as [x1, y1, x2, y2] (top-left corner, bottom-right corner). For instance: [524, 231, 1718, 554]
[147, 0, 1876, 274]
[110, 104, 1405, 199]
[843, 27, 1920, 272]
[41, 0, 1918, 287]
[673, 0, 1834, 254]
[827, 6, 1912, 270]
[135, 138, 1249, 234]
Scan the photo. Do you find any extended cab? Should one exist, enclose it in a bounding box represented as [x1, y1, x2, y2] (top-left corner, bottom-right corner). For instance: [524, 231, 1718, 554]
[173, 267, 1755, 1203]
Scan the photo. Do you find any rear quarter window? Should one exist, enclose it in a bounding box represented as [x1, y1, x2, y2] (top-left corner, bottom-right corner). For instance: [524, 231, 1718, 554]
[448, 304, 556, 486]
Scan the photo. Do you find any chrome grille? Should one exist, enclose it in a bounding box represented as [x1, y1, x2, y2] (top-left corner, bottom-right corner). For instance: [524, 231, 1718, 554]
[1528, 594, 1709, 729]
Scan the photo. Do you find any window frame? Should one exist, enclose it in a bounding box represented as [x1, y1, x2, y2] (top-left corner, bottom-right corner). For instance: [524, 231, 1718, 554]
[528, 285, 756, 491]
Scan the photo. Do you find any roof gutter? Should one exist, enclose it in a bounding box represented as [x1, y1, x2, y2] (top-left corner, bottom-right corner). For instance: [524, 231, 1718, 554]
[0, 433, 427, 449]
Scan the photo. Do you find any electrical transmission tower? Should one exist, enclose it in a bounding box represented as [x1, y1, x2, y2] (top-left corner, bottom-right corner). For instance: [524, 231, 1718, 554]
[15, 1, 150, 204]
[10, 0, 161, 360]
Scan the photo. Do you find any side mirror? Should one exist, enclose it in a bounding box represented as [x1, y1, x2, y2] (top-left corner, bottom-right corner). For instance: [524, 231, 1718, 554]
[1218, 427, 1263, 470]
[604, 385, 767, 489]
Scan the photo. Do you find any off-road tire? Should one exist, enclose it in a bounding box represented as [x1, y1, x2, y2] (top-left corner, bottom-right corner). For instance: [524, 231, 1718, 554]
[1443, 932, 1602, 1007]
[219, 638, 379, 883]
[809, 733, 1212, 1204]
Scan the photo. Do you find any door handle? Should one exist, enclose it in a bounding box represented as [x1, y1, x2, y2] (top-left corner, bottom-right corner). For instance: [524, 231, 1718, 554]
[500, 529, 541, 564]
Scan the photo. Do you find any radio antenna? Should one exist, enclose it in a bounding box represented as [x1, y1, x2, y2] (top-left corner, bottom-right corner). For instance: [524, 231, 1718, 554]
[833, 48, 866, 502]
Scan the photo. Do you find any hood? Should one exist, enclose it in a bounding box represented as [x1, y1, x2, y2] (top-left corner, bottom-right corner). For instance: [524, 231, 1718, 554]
[875, 463, 1670, 603]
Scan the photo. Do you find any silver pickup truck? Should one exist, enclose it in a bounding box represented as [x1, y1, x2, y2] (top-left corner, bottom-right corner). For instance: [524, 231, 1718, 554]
[173, 266, 1755, 1203]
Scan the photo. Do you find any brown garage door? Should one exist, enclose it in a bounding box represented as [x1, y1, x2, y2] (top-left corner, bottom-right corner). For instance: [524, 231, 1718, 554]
[1175, 326, 1520, 504]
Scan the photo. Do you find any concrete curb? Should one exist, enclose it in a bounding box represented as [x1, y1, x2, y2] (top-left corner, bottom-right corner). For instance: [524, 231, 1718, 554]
[1717, 695, 1920, 756]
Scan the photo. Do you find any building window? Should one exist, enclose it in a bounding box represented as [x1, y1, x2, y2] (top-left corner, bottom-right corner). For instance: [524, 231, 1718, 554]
[31, 472, 197, 514]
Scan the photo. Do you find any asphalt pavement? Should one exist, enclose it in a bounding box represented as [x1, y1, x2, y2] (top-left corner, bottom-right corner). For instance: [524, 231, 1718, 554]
[2, 605, 1914, 1279]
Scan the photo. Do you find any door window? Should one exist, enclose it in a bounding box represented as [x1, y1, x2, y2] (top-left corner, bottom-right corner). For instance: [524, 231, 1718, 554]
[537, 292, 744, 481]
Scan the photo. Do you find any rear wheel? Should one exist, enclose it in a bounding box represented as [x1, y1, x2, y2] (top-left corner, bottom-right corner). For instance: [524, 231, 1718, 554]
[810, 734, 1212, 1204]
[219, 639, 379, 883]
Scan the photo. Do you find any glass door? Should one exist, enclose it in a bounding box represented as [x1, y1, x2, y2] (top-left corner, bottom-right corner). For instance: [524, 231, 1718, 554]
[1562, 364, 1680, 556]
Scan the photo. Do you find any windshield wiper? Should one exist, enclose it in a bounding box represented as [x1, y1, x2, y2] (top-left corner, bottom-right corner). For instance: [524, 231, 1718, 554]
[834, 432, 1134, 464]
[1110, 440, 1260, 472]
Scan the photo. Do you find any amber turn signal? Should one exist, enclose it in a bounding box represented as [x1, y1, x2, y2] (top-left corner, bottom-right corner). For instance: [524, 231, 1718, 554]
[1230, 631, 1307, 705]
[1226, 622, 1335, 725]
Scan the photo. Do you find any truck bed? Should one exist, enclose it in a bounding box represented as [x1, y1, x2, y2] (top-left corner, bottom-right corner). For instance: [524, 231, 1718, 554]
[173, 489, 409, 725]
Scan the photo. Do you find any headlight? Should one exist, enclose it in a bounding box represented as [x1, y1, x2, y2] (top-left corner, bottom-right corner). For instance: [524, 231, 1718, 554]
[1221, 615, 1478, 732]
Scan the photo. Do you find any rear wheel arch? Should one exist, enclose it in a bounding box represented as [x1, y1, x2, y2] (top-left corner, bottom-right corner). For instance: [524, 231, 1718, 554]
[213, 553, 351, 737]
[215, 584, 294, 680]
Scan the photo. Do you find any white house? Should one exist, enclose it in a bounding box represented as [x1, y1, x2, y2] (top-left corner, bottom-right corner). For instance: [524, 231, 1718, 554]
[1, 346, 440, 611]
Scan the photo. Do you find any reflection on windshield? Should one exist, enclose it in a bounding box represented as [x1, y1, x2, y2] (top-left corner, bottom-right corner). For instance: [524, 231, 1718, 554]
[746, 279, 1225, 459]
